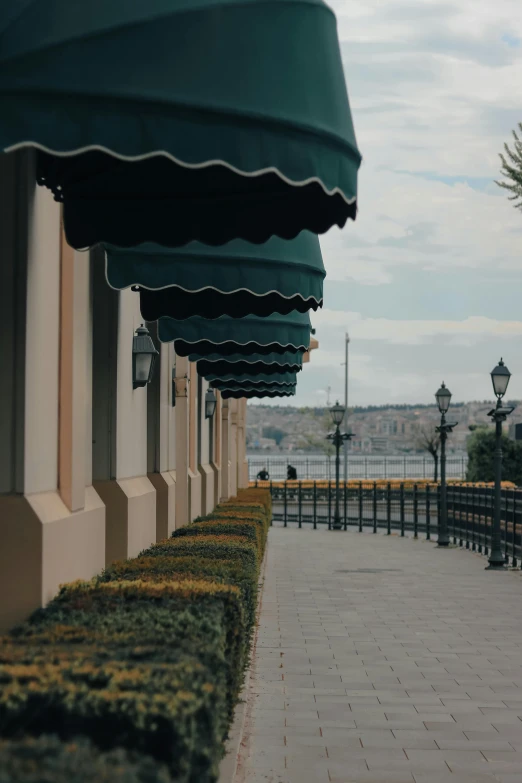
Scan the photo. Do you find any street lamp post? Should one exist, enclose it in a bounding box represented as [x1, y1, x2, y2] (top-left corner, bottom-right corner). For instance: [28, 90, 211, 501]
[487, 358, 514, 570]
[326, 401, 354, 530]
[435, 383, 458, 548]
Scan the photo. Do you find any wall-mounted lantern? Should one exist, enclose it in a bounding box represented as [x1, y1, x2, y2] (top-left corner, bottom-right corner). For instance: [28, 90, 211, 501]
[132, 324, 158, 389]
[205, 388, 217, 419]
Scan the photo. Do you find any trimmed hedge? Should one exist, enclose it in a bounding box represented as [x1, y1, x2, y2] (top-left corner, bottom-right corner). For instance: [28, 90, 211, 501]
[11, 579, 246, 722]
[1, 488, 271, 783]
[173, 520, 263, 552]
[144, 534, 260, 574]
[0, 650, 222, 782]
[100, 555, 258, 632]
[0, 736, 171, 783]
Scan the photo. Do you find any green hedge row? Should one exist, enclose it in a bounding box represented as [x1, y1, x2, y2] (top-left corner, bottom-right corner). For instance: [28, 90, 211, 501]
[0, 489, 271, 783]
[0, 736, 171, 783]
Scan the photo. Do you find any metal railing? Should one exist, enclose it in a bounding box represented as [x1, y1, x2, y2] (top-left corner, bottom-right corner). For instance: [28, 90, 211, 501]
[248, 455, 468, 481]
[256, 480, 522, 567]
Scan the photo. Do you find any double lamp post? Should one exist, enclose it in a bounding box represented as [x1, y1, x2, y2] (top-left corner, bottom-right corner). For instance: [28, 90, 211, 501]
[435, 359, 514, 569]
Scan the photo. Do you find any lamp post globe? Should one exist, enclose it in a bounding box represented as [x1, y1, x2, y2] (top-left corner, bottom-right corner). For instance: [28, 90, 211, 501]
[330, 400, 346, 427]
[491, 358, 511, 401]
[435, 382, 452, 414]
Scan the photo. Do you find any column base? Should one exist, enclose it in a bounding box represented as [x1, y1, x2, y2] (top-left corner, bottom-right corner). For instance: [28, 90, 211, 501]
[0, 487, 105, 632]
[94, 476, 156, 565]
[188, 469, 202, 522]
[210, 461, 221, 508]
[199, 463, 214, 517]
[147, 471, 176, 541]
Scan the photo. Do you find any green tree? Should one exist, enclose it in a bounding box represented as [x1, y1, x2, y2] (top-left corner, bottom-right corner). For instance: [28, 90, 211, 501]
[262, 426, 286, 446]
[416, 427, 440, 481]
[496, 122, 522, 210]
[466, 427, 522, 484]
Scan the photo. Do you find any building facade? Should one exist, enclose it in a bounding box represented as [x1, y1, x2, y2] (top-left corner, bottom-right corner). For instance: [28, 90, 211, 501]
[0, 150, 249, 631]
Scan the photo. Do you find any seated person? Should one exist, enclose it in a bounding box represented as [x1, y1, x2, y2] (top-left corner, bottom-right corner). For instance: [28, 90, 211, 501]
[287, 464, 298, 480]
[257, 467, 269, 481]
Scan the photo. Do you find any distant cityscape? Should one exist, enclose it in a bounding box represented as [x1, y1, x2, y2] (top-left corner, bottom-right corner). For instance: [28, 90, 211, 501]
[246, 401, 522, 457]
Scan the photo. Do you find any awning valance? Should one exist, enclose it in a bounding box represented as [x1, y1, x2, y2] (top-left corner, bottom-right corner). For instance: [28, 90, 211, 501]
[196, 352, 303, 379]
[158, 311, 311, 357]
[221, 387, 296, 399]
[210, 371, 297, 389]
[105, 232, 324, 319]
[2, 0, 360, 248]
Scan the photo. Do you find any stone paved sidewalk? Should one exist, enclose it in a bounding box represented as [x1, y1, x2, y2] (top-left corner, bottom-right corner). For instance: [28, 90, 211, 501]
[234, 528, 522, 783]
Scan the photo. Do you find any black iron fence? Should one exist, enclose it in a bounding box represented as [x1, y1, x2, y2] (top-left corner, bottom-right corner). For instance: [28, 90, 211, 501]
[255, 480, 522, 567]
[248, 455, 468, 481]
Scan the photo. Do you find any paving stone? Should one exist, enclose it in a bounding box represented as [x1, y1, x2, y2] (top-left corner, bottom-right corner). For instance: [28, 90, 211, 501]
[234, 529, 522, 783]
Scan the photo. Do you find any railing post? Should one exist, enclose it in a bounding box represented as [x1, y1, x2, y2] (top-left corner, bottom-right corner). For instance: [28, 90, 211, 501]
[504, 488, 509, 565]
[471, 485, 476, 551]
[478, 486, 483, 554]
[358, 481, 363, 532]
[327, 480, 332, 531]
[448, 484, 457, 545]
[387, 482, 391, 535]
[513, 489, 518, 568]
[283, 480, 287, 528]
[343, 479, 348, 531]
[313, 481, 317, 530]
[269, 480, 273, 526]
[483, 487, 486, 557]
[426, 483, 431, 540]
[373, 481, 377, 534]
[413, 483, 418, 539]
[306, 458, 309, 480]
[464, 485, 469, 549]
[400, 484, 405, 537]
[458, 485, 463, 546]
[298, 481, 302, 529]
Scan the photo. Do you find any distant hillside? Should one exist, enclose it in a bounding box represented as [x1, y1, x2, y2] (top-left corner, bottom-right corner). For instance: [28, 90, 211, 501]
[246, 401, 522, 456]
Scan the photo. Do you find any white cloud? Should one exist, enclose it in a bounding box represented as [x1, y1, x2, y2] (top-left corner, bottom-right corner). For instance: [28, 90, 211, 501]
[273, 0, 522, 409]
[313, 311, 522, 344]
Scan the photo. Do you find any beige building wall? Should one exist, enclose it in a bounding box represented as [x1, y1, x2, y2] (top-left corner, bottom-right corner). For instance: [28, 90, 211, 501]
[148, 341, 176, 541]
[0, 153, 250, 632]
[211, 391, 222, 506]
[237, 398, 249, 489]
[0, 153, 104, 631]
[229, 399, 239, 497]
[220, 398, 231, 501]
[188, 361, 202, 520]
[95, 289, 156, 565]
[174, 354, 190, 527]
[199, 377, 215, 516]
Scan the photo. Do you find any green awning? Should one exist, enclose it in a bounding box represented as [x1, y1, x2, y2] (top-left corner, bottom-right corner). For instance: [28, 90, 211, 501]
[105, 232, 324, 319]
[158, 311, 311, 357]
[2, 0, 360, 248]
[196, 352, 304, 379]
[221, 387, 296, 399]
[210, 372, 297, 388]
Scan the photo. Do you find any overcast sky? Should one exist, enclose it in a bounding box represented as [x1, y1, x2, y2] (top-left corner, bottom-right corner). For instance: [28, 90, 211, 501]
[254, 0, 522, 410]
